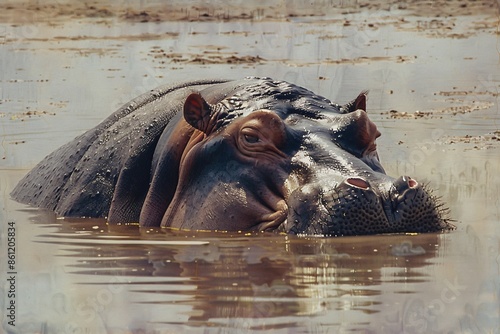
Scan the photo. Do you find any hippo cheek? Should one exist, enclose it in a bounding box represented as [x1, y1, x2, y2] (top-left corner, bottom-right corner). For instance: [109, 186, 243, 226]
[159, 142, 290, 231]
[160, 180, 289, 232]
[284, 176, 451, 236]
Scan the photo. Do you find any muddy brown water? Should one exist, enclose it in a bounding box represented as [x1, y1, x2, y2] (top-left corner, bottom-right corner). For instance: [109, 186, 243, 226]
[1, 1, 499, 333]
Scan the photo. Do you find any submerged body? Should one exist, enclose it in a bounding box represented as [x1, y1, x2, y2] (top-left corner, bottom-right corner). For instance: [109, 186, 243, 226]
[11, 77, 452, 236]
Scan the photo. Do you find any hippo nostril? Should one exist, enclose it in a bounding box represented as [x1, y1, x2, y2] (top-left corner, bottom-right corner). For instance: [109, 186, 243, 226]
[394, 176, 418, 194]
[345, 177, 370, 190]
[408, 177, 418, 188]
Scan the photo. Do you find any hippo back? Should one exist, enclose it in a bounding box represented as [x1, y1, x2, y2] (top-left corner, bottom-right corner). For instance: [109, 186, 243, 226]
[11, 79, 231, 219]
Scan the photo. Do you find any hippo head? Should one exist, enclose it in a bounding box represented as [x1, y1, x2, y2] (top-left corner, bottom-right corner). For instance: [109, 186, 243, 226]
[142, 78, 452, 236]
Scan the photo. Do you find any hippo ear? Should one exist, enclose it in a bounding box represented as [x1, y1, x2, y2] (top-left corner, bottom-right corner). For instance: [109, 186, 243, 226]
[183, 93, 213, 133]
[341, 91, 368, 113]
[333, 109, 381, 161]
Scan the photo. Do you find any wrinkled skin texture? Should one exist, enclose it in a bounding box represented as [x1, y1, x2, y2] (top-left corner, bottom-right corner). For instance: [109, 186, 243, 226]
[11, 77, 453, 236]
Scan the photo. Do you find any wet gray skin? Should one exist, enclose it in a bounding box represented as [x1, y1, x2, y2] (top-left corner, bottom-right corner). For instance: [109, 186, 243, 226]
[11, 77, 453, 236]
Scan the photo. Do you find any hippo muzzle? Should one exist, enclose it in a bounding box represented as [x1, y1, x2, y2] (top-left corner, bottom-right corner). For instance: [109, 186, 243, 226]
[285, 175, 449, 236]
[11, 77, 453, 236]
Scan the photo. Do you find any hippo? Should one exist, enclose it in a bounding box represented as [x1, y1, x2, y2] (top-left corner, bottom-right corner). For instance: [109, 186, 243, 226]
[11, 77, 453, 236]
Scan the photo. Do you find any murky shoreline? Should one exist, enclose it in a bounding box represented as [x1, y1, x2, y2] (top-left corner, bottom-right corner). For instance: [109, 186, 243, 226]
[1, 1, 499, 333]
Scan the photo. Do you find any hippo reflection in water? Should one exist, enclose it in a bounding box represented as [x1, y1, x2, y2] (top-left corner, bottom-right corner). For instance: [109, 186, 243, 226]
[12, 77, 453, 236]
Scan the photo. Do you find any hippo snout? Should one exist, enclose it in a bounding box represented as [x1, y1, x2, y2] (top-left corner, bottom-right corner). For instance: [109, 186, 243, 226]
[284, 175, 452, 236]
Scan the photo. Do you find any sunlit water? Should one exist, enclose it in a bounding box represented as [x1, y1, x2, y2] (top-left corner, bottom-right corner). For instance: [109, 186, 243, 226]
[1, 1, 499, 333]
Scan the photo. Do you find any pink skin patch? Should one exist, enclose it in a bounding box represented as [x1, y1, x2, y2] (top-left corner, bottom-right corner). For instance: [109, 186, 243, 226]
[346, 177, 370, 190]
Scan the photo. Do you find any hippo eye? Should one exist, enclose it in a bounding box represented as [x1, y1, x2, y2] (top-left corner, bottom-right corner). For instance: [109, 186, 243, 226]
[241, 127, 262, 144]
[243, 133, 260, 143]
